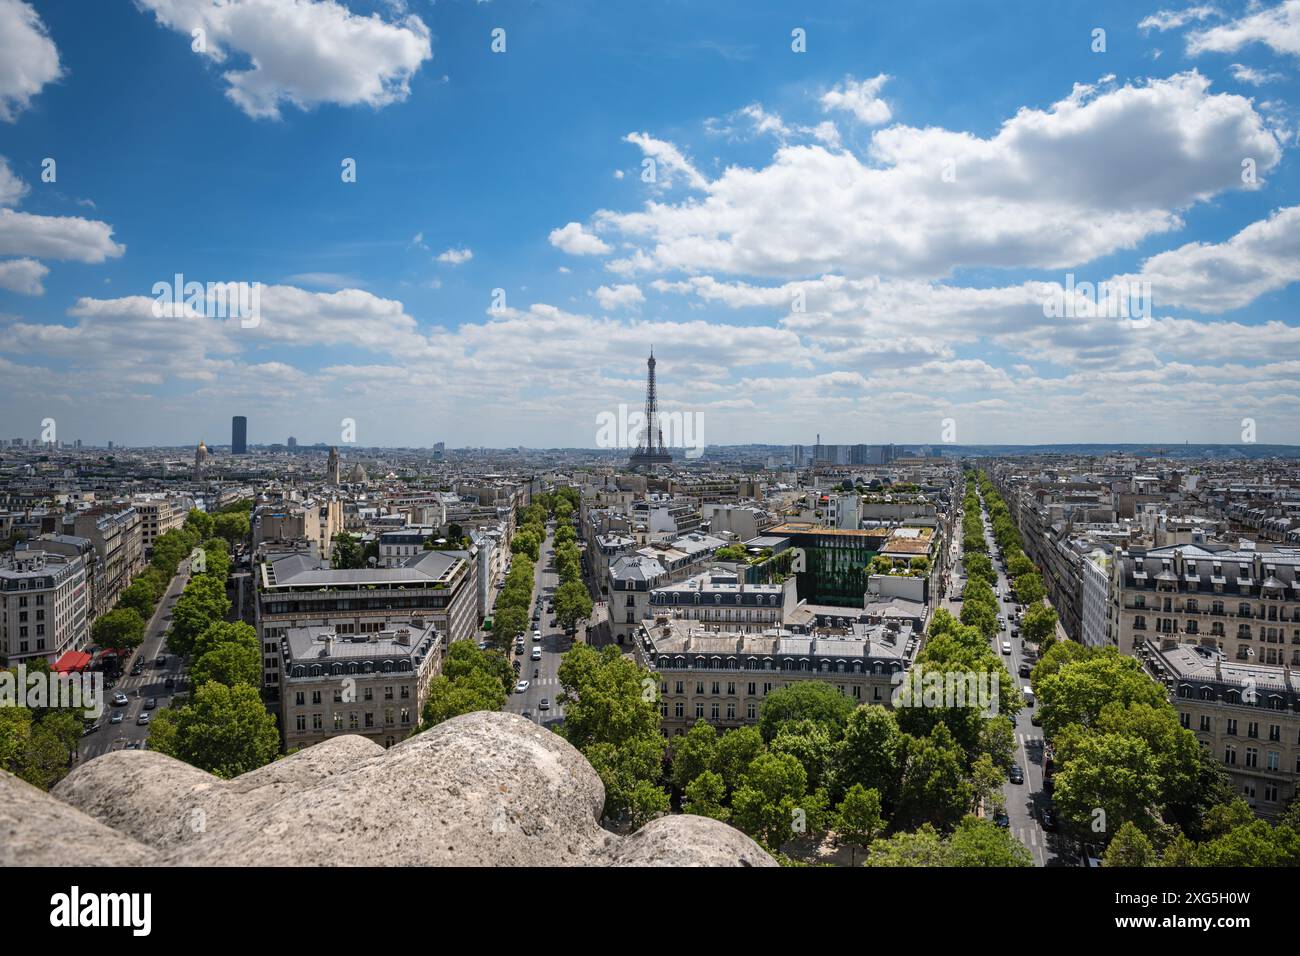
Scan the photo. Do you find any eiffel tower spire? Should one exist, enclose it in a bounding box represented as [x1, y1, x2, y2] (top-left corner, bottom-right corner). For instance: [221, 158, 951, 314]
[629, 349, 673, 471]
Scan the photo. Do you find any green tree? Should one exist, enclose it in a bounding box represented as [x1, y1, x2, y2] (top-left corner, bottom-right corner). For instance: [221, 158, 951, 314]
[184, 508, 215, 541]
[556, 644, 660, 751]
[420, 669, 507, 728]
[714, 725, 765, 794]
[947, 815, 1033, 866]
[14, 710, 82, 791]
[670, 720, 719, 792]
[731, 751, 809, 850]
[150, 528, 192, 576]
[1051, 730, 1162, 837]
[758, 680, 855, 743]
[830, 705, 904, 805]
[554, 579, 593, 631]
[1020, 603, 1057, 645]
[894, 723, 972, 831]
[148, 681, 279, 778]
[91, 607, 145, 652]
[683, 770, 730, 822]
[331, 532, 365, 570]
[192, 620, 258, 661]
[969, 753, 1006, 815]
[118, 577, 160, 617]
[1104, 821, 1157, 867]
[190, 640, 261, 689]
[978, 714, 1017, 771]
[627, 778, 671, 830]
[865, 825, 950, 867]
[770, 718, 833, 792]
[583, 735, 667, 823]
[167, 574, 231, 657]
[443, 639, 516, 695]
[1036, 646, 1167, 739]
[868, 555, 894, 576]
[835, 784, 884, 865]
[213, 511, 250, 548]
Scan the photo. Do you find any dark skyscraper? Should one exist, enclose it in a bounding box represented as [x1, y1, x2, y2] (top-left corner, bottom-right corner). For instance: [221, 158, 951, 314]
[231, 415, 247, 455]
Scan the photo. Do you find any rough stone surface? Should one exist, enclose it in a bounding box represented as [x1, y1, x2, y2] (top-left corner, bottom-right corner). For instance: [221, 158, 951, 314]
[2, 711, 773, 867]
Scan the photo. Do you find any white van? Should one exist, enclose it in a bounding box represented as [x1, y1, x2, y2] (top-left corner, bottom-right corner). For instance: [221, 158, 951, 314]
[1022, 686, 1035, 707]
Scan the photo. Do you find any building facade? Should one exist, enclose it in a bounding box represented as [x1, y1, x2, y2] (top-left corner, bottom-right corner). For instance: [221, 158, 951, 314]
[257, 549, 477, 701]
[1112, 544, 1300, 666]
[0, 548, 88, 663]
[279, 620, 441, 750]
[1142, 640, 1300, 818]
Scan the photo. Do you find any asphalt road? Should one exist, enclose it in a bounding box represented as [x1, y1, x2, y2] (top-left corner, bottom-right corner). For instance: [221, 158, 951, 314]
[941, 499, 1066, 866]
[79, 560, 191, 761]
[502, 521, 574, 729]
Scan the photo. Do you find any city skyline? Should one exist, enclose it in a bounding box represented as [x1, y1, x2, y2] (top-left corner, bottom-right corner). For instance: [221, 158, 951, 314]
[1, 1, 1299, 447]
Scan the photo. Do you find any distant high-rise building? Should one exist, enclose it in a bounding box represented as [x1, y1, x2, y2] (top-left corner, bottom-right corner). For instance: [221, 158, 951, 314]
[434, 441, 445, 461]
[287, 436, 298, 450]
[231, 416, 248, 455]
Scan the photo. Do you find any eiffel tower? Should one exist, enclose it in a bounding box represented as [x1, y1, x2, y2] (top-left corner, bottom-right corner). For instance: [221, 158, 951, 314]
[628, 350, 674, 470]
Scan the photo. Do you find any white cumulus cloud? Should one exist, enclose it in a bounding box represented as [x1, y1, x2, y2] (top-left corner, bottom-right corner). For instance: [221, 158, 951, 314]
[548, 221, 611, 255]
[0, 0, 62, 122]
[135, 0, 433, 119]
[820, 73, 892, 125]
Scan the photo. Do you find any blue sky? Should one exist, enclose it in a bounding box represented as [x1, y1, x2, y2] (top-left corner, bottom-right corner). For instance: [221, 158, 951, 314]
[2, 0, 1299, 449]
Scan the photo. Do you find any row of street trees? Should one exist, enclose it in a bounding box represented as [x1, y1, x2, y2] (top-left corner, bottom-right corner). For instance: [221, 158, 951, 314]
[550, 489, 592, 632]
[963, 473, 1058, 648]
[146, 507, 278, 778]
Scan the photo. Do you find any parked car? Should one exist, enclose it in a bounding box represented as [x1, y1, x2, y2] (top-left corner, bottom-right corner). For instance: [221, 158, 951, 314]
[1040, 806, 1058, 831]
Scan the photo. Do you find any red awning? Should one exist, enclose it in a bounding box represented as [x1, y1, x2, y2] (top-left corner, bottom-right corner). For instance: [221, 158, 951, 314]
[52, 650, 93, 673]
